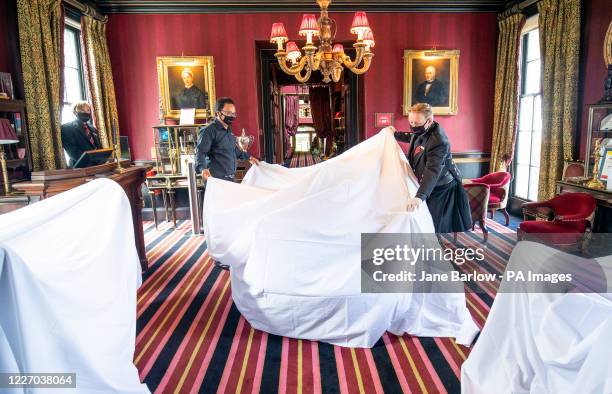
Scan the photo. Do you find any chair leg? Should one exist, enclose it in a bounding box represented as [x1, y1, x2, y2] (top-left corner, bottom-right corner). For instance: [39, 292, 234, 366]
[479, 219, 488, 243]
[501, 208, 510, 226]
[489, 209, 494, 219]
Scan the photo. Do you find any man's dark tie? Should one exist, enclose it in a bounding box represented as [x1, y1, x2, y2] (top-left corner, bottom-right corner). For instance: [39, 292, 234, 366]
[83, 123, 95, 147]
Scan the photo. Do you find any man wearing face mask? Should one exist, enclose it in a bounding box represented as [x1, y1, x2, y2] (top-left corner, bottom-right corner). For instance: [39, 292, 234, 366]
[196, 97, 259, 270]
[196, 97, 259, 183]
[61, 101, 103, 167]
[394, 103, 471, 233]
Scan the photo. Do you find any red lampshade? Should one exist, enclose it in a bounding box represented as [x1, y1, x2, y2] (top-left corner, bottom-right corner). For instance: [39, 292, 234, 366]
[299, 14, 319, 36]
[270, 22, 288, 44]
[286, 41, 301, 61]
[0, 119, 18, 144]
[350, 11, 371, 37]
[332, 44, 344, 53]
[363, 29, 375, 49]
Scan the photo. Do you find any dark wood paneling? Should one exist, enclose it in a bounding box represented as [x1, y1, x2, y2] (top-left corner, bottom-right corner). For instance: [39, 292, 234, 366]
[96, 0, 505, 13]
[453, 151, 490, 179]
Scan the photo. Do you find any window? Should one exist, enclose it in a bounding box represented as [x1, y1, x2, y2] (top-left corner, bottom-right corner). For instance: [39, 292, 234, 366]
[61, 18, 87, 124]
[513, 19, 542, 201]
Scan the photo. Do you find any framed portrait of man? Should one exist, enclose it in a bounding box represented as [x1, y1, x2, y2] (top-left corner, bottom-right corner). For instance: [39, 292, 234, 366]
[403, 50, 459, 116]
[157, 56, 216, 120]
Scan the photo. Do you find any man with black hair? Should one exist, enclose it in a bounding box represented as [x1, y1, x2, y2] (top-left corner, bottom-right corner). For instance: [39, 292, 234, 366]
[195, 97, 259, 181]
[196, 97, 259, 270]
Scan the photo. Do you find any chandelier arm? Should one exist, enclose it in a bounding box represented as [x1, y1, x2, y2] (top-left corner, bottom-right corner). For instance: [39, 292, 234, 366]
[341, 47, 366, 69]
[304, 49, 322, 71]
[276, 54, 310, 75]
[346, 54, 373, 75]
[294, 66, 312, 83]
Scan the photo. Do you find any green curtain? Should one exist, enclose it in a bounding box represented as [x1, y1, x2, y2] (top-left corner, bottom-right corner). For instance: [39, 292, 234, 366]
[490, 13, 525, 174]
[537, 0, 581, 200]
[81, 15, 120, 149]
[17, 0, 65, 170]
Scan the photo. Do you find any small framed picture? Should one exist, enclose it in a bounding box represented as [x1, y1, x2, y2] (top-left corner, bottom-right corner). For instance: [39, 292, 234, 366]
[375, 112, 394, 128]
[0, 72, 14, 99]
[598, 147, 612, 182]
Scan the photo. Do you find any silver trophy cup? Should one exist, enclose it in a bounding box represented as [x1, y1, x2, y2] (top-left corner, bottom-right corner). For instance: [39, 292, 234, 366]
[236, 129, 254, 152]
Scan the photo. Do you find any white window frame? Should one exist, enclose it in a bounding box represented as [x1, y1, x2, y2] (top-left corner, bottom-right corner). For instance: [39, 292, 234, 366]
[512, 15, 542, 201]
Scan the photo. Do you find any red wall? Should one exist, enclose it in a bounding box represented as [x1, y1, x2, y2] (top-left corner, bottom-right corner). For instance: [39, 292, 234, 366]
[578, 0, 612, 159]
[107, 12, 498, 160]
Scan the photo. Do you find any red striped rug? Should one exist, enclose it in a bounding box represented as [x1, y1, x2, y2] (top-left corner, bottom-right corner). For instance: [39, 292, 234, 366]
[289, 152, 322, 168]
[136, 219, 516, 393]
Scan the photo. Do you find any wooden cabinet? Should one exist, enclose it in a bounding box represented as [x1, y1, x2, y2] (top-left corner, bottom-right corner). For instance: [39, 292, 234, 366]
[0, 99, 31, 193]
[584, 103, 612, 179]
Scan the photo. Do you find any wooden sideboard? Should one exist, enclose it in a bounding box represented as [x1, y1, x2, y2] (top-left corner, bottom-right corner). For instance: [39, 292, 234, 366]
[9, 162, 149, 270]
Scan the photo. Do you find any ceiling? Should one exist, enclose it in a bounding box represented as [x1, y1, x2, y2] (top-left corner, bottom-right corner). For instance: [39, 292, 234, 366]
[94, 0, 507, 14]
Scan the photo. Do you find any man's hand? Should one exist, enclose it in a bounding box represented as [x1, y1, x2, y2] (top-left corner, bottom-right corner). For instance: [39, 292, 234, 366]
[406, 197, 422, 212]
[202, 169, 211, 180]
[249, 157, 260, 166]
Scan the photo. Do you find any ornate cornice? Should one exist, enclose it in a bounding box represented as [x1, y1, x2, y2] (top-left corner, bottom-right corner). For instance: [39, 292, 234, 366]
[95, 0, 505, 14]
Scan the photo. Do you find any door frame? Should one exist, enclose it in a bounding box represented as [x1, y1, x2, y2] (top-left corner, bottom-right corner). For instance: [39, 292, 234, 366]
[258, 46, 362, 163]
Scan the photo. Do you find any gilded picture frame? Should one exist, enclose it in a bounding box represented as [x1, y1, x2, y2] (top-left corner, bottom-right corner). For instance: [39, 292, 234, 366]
[403, 50, 459, 116]
[604, 21, 612, 65]
[157, 56, 216, 120]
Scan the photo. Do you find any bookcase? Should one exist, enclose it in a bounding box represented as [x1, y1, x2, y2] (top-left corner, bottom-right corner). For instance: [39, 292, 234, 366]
[0, 99, 31, 194]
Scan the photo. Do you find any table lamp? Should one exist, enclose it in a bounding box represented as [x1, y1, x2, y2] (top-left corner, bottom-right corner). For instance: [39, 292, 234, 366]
[0, 118, 19, 195]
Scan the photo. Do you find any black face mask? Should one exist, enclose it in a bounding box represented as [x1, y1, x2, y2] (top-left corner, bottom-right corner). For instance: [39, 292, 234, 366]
[77, 112, 91, 123]
[410, 124, 427, 134]
[410, 119, 432, 134]
[222, 115, 236, 125]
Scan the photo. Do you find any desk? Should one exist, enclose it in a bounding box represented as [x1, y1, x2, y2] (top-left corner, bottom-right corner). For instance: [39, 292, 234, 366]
[556, 180, 612, 232]
[12, 163, 149, 270]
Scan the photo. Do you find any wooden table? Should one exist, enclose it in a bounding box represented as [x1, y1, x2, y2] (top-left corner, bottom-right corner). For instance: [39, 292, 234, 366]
[11, 162, 150, 270]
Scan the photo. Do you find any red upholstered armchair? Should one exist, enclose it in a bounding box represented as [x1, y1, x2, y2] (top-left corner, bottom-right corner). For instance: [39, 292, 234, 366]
[518, 192, 597, 249]
[469, 172, 512, 225]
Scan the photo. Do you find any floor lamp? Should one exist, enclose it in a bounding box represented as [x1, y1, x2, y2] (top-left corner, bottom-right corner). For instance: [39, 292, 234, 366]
[0, 119, 19, 195]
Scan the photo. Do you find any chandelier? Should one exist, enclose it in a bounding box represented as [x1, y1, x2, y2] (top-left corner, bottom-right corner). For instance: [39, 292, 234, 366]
[269, 0, 374, 83]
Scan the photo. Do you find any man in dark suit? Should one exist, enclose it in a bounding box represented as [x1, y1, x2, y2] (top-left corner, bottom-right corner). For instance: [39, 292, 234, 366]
[61, 101, 103, 167]
[415, 66, 448, 106]
[395, 103, 470, 233]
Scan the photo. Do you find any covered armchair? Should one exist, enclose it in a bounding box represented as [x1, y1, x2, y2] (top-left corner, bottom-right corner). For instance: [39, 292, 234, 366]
[518, 192, 597, 250]
[469, 172, 512, 225]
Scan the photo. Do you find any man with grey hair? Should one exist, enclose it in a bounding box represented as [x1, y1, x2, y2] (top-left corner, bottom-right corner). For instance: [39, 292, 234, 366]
[394, 103, 470, 233]
[61, 101, 102, 167]
[415, 65, 447, 106]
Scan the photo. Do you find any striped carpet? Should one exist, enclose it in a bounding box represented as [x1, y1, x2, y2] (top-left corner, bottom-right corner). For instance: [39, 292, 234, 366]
[136, 219, 517, 393]
[287, 152, 322, 168]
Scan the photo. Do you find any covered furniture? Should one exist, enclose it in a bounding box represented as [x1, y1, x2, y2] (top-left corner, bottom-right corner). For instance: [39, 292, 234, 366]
[463, 183, 490, 242]
[204, 128, 479, 348]
[469, 172, 511, 225]
[518, 192, 597, 250]
[11, 162, 149, 270]
[0, 178, 148, 393]
[462, 241, 612, 393]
